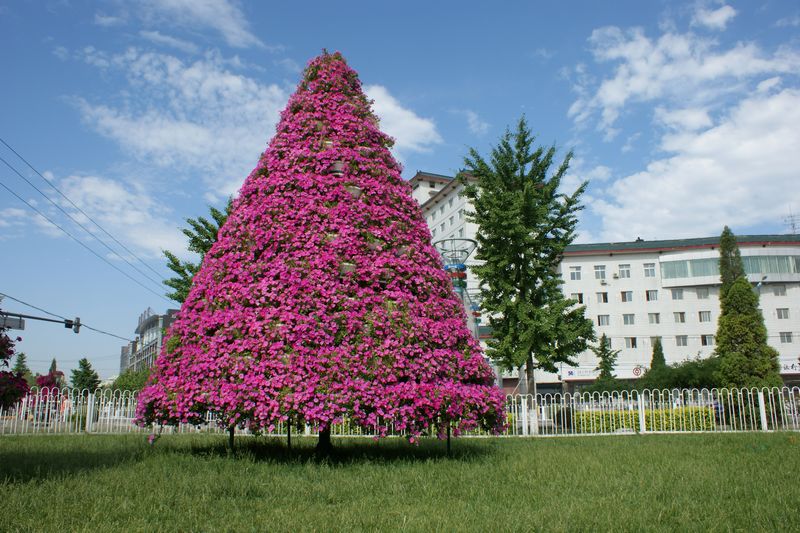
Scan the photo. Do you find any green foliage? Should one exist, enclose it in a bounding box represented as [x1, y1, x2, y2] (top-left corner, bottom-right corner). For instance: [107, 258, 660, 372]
[718, 226, 745, 299]
[111, 368, 150, 391]
[592, 334, 618, 380]
[650, 338, 666, 370]
[70, 358, 100, 391]
[163, 200, 231, 303]
[714, 277, 782, 388]
[574, 407, 715, 433]
[638, 355, 720, 391]
[583, 334, 628, 392]
[12, 352, 35, 386]
[461, 117, 594, 388]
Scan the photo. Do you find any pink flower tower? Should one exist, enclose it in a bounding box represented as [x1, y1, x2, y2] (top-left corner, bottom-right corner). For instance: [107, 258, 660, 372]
[137, 52, 506, 447]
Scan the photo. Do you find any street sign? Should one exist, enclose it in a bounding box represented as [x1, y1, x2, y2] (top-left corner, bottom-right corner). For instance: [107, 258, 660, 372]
[0, 316, 25, 330]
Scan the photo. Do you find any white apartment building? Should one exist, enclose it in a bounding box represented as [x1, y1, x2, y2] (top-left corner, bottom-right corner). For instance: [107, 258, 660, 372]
[410, 171, 800, 391]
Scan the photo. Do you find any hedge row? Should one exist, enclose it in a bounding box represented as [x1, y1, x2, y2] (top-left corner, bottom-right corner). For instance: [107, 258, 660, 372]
[574, 407, 715, 433]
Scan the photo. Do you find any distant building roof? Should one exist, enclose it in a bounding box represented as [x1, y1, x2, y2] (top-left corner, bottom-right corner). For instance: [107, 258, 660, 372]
[408, 171, 454, 186]
[564, 234, 800, 256]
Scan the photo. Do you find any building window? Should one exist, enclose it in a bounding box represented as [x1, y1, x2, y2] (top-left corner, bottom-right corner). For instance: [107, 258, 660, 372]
[570, 266, 581, 281]
[459, 209, 465, 220]
[648, 313, 660, 324]
[571, 293, 584, 304]
[432, 228, 437, 237]
[618, 264, 631, 278]
[449, 216, 454, 227]
[701, 335, 715, 346]
[699, 311, 712, 323]
[644, 263, 656, 277]
[621, 291, 633, 303]
[676, 335, 688, 347]
[696, 287, 709, 299]
[671, 288, 683, 300]
[780, 332, 793, 343]
[448, 198, 454, 208]
[650, 336, 662, 346]
[429, 181, 435, 188]
[646, 290, 658, 302]
[594, 265, 606, 280]
[596, 292, 608, 303]
[439, 206, 444, 216]
[598, 315, 610, 326]
[458, 228, 464, 238]
[440, 223, 445, 233]
[777, 308, 790, 319]
[674, 312, 686, 323]
[625, 337, 637, 349]
[623, 313, 635, 325]
[774, 285, 787, 296]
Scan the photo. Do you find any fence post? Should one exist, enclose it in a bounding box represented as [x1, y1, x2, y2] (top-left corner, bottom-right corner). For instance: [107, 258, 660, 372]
[521, 396, 529, 436]
[757, 390, 768, 431]
[531, 398, 539, 436]
[84, 392, 95, 433]
[638, 396, 646, 434]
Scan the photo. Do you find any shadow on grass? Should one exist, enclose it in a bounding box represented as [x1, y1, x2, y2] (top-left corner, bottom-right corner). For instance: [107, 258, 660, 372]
[181, 435, 497, 466]
[0, 434, 496, 483]
[0, 436, 150, 483]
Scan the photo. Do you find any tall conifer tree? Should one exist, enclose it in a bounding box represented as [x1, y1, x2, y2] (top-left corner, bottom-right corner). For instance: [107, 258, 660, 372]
[714, 277, 782, 388]
[137, 52, 505, 449]
[719, 226, 745, 299]
[461, 118, 594, 394]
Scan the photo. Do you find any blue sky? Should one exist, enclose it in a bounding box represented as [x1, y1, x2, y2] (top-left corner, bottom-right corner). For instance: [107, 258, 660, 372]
[1, 0, 799, 378]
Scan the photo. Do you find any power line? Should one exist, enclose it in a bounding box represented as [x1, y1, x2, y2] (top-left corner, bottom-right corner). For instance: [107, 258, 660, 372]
[0, 137, 167, 282]
[0, 292, 133, 342]
[0, 154, 165, 291]
[0, 177, 171, 303]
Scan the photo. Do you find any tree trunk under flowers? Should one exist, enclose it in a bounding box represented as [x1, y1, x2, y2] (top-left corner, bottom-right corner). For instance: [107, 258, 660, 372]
[136, 52, 506, 449]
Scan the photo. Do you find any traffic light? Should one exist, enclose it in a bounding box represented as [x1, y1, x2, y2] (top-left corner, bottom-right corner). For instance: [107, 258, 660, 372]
[72, 317, 81, 334]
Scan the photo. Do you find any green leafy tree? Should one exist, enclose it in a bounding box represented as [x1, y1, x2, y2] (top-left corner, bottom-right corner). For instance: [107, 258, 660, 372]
[585, 334, 627, 393]
[714, 277, 782, 388]
[71, 358, 100, 391]
[12, 352, 35, 386]
[719, 226, 745, 299]
[163, 200, 232, 303]
[461, 117, 594, 394]
[111, 367, 150, 391]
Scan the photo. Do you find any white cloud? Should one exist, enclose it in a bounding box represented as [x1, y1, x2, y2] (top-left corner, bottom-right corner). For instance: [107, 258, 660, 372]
[94, 13, 126, 27]
[569, 25, 800, 135]
[464, 110, 490, 136]
[756, 76, 781, 93]
[776, 15, 800, 28]
[365, 85, 443, 159]
[52, 46, 69, 60]
[591, 89, 800, 241]
[654, 106, 712, 131]
[138, 0, 263, 49]
[58, 175, 186, 258]
[691, 4, 737, 30]
[77, 48, 288, 198]
[139, 30, 199, 54]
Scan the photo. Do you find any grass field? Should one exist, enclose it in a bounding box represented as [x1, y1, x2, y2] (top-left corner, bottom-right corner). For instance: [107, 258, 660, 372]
[1, 432, 799, 532]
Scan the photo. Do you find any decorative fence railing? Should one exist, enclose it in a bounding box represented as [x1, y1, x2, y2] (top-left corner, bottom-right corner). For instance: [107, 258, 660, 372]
[1, 386, 799, 437]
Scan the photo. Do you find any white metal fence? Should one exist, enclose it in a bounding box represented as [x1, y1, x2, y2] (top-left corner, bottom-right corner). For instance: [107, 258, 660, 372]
[2, 386, 798, 437]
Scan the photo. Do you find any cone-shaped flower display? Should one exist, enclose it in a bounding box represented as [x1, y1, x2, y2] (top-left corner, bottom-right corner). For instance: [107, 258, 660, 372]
[137, 52, 505, 440]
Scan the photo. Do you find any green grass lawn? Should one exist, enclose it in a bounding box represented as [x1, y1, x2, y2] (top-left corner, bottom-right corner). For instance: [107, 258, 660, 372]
[2, 432, 799, 532]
